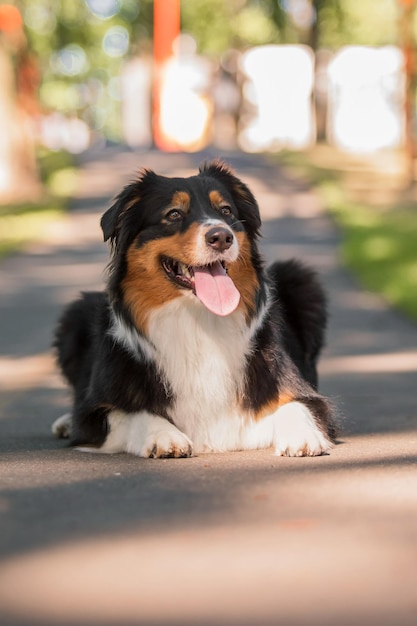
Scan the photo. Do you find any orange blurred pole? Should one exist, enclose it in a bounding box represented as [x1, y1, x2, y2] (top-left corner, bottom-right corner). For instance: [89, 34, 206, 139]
[398, 0, 416, 182]
[153, 0, 181, 151]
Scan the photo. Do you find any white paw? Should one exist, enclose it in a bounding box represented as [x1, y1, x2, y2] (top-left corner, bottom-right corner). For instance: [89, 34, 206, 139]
[274, 401, 332, 457]
[101, 411, 193, 458]
[52, 413, 72, 439]
[141, 426, 193, 459]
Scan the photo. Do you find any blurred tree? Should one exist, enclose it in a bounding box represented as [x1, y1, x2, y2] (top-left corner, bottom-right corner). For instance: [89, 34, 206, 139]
[11, 0, 405, 151]
[21, 0, 154, 139]
[181, 0, 399, 148]
[397, 0, 416, 183]
[308, 0, 345, 51]
[0, 4, 41, 202]
[182, 0, 399, 54]
[181, 0, 286, 52]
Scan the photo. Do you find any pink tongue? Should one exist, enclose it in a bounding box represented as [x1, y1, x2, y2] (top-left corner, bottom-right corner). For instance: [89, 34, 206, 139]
[193, 262, 240, 316]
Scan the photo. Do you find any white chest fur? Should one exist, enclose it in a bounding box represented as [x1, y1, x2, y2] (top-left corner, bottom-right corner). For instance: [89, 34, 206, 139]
[101, 297, 332, 457]
[147, 297, 252, 451]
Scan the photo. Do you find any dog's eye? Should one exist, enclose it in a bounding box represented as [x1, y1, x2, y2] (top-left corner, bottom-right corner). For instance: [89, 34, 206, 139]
[219, 205, 232, 216]
[165, 209, 184, 222]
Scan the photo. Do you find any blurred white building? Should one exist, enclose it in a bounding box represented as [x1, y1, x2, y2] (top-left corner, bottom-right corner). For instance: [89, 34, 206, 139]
[327, 46, 405, 153]
[121, 56, 153, 149]
[238, 45, 316, 152]
[117, 42, 406, 156]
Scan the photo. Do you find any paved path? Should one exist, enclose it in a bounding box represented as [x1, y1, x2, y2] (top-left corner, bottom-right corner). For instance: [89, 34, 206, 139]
[1, 146, 416, 626]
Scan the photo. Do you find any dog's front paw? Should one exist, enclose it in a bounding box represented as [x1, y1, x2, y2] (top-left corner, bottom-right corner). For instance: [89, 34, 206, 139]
[274, 402, 332, 457]
[135, 415, 193, 458]
[144, 428, 193, 459]
[103, 411, 194, 458]
[52, 413, 72, 439]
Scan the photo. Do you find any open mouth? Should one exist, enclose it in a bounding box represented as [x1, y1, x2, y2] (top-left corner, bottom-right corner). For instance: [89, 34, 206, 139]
[161, 256, 198, 290]
[161, 256, 229, 291]
[161, 256, 240, 317]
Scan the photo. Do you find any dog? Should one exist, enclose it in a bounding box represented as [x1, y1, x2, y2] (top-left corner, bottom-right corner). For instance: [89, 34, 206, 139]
[52, 161, 337, 458]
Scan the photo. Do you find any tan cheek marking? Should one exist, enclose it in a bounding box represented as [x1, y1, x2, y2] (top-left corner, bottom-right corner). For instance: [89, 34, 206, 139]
[122, 244, 178, 335]
[228, 232, 259, 318]
[121, 225, 203, 333]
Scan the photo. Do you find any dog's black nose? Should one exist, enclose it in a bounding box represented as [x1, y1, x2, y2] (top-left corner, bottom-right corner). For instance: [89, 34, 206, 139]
[205, 227, 234, 252]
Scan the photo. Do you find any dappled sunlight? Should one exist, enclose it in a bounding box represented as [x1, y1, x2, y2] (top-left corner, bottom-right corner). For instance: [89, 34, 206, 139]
[0, 522, 414, 626]
[5, 256, 104, 282]
[332, 287, 387, 311]
[0, 352, 58, 392]
[0, 429, 416, 625]
[321, 350, 417, 375]
[37, 212, 103, 245]
[323, 327, 417, 359]
[18, 260, 105, 288]
[1, 430, 417, 490]
[0, 211, 106, 310]
[0, 257, 105, 307]
[259, 189, 323, 220]
[335, 428, 417, 450]
[0, 211, 105, 270]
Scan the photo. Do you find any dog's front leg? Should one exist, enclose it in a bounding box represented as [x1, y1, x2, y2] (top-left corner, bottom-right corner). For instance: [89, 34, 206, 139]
[52, 412, 72, 439]
[95, 410, 193, 458]
[272, 401, 333, 457]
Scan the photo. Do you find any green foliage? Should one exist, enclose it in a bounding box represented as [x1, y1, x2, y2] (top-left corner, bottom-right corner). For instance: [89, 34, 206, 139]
[0, 207, 63, 258]
[181, 0, 284, 53]
[181, 0, 399, 54]
[234, 5, 283, 47]
[21, 0, 153, 135]
[0, 149, 76, 258]
[181, 0, 238, 53]
[279, 150, 417, 322]
[326, 195, 417, 321]
[37, 148, 76, 187]
[19, 0, 401, 139]
[325, 0, 398, 47]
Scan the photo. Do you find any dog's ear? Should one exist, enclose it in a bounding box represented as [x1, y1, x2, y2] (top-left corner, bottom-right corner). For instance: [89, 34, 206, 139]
[101, 183, 140, 243]
[200, 160, 262, 238]
[101, 169, 158, 243]
[101, 198, 123, 243]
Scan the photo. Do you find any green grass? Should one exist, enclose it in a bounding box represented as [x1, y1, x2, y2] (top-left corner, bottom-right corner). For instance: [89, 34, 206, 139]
[277, 149, 417, 322]
[37, 148, 78, 195]
[0, 149, 77, 259]
[0, 206, 63, 258]
[324, 184, 417, 320]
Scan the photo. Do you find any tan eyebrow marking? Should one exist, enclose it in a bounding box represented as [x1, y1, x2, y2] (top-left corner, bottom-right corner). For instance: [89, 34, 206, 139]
[161, 191, 191, 222]
[171, 191, 190, 211]
[209, 190, 228, 208]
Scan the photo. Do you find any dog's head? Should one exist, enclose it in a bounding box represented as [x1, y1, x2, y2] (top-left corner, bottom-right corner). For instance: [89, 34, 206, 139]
[102, 161, 264, 331]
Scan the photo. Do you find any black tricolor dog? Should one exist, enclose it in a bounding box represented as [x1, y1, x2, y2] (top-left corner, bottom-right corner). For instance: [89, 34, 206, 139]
[53, 161, 337, 457]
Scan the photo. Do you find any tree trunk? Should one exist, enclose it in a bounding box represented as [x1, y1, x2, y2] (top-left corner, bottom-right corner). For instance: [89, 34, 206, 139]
[0, 40, 41, 203]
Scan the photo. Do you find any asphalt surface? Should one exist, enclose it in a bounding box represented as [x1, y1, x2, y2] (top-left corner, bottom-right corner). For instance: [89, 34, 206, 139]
[1, 146, 417, 626]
